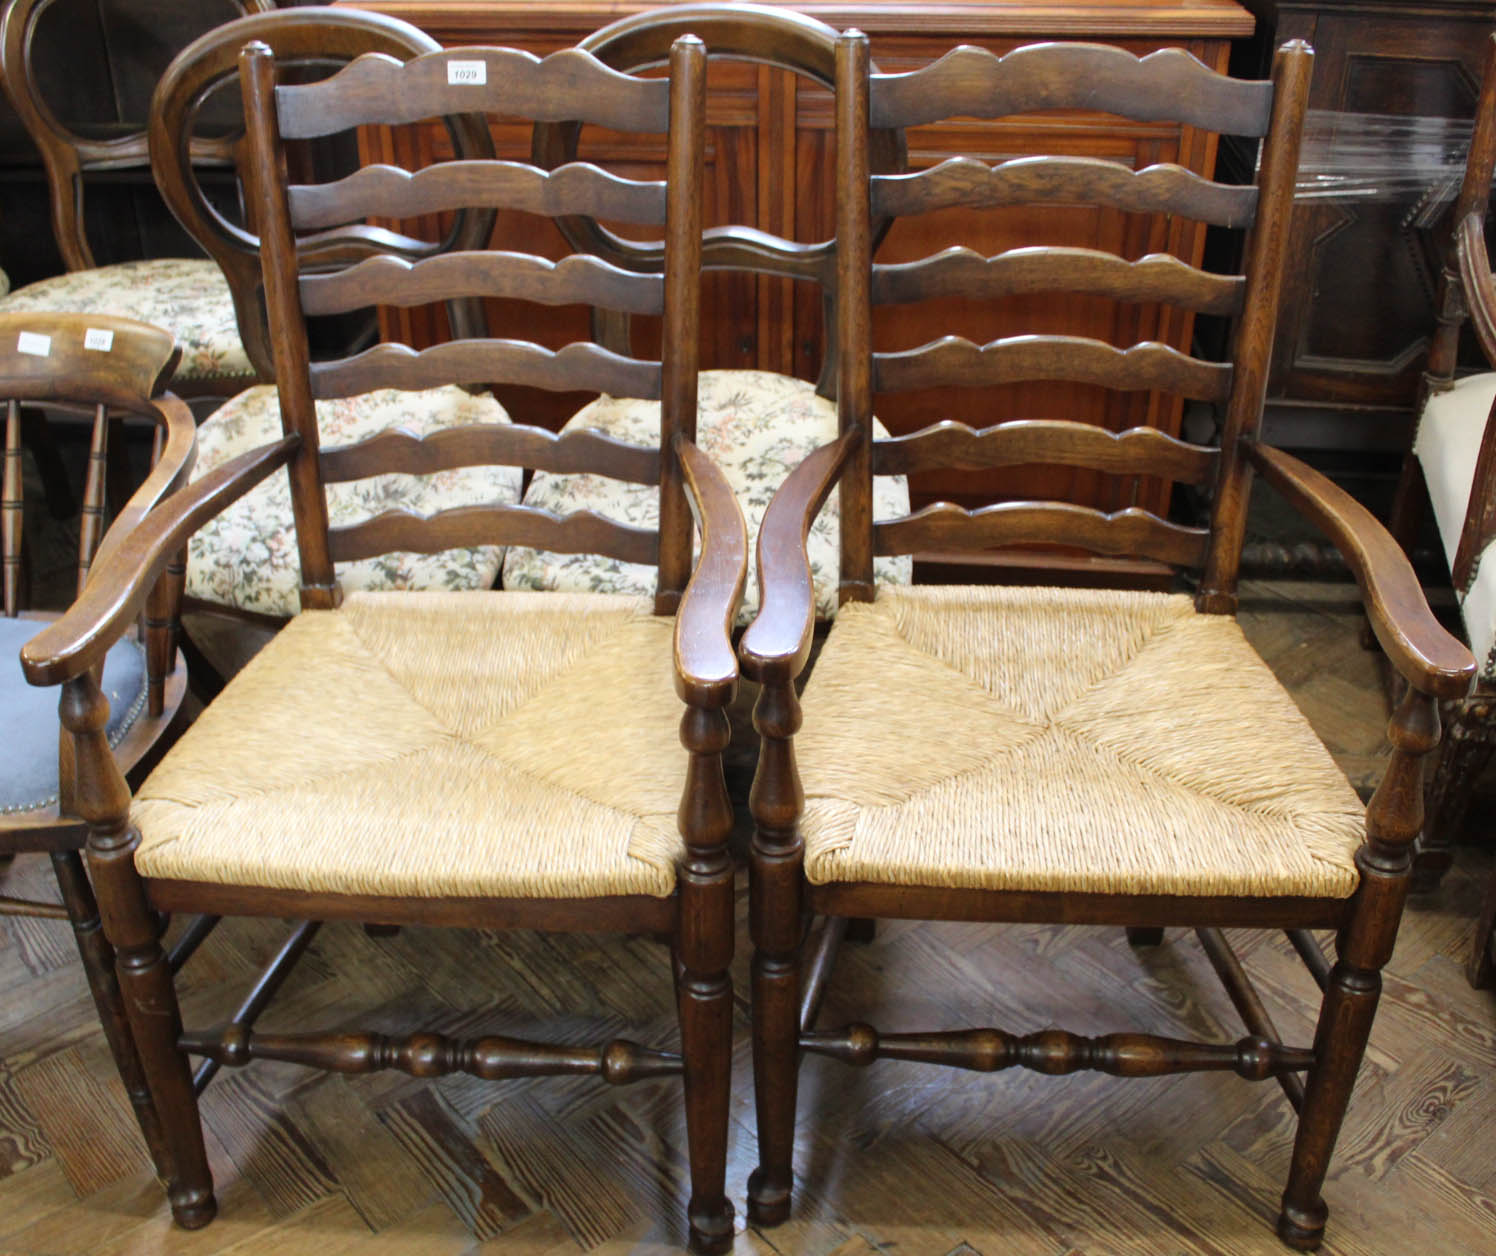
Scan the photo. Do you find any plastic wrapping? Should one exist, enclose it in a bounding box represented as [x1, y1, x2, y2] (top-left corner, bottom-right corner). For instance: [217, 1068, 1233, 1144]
[1294, 110, 1477, 225]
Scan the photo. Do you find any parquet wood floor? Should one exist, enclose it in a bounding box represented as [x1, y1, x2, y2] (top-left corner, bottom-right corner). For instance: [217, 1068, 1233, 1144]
[2, 580, 1493, 1255]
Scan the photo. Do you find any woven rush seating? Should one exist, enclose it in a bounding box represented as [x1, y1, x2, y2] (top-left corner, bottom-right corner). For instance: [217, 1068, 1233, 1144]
[504, 369, 911, 620]
[132, 592, 688, 898]
[793, 585, 1364, 898]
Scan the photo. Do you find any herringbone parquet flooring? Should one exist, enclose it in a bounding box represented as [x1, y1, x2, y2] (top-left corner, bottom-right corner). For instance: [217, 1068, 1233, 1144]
[1, 580, 1493, 1255]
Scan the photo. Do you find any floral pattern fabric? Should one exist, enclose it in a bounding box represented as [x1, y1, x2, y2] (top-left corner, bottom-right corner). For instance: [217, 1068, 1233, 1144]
[0, 258, 252, 382]
[186, 384, 523, 616]
[502, 369, 913, 623]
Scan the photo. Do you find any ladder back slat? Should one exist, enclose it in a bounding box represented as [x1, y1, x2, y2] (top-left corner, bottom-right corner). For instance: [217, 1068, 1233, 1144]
[299, 251, 665, 317]
[872, 246, 1244, 315]
[327, 502, 660, 566]
[319, 421, 661, 485]
[873, 335, 1234, 402]
[874, 501, 1210, 568]
[289, 161, 668, 231]
[872, 419, 1219, 485]
[870, 44, 1274, 137]
[309, 341, 661, 401]
[275, 47, 670, 139]
[872, 157, 1258, 229]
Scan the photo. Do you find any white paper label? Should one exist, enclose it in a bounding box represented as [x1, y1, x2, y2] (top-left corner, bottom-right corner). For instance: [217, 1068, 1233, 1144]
[84, 328, 115, 352]
[17, 331, 50, 357]
[447, 59, 485, 85]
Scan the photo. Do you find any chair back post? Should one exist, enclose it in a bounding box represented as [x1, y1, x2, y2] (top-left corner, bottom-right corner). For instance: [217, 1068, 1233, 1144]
[835, 30, 875, 607]
[656, 35, 708, 614]
[1198, 39, 1313, 615]
[239, 41, 337, 611]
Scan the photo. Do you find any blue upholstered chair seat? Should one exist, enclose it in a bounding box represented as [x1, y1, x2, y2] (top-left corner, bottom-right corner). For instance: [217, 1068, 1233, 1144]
[2, 617, 147, 813]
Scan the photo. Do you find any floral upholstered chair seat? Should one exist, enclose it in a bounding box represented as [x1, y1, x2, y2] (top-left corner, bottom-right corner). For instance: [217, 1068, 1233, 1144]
[187, 384, 524, 617]
[0, 258, 252, 385]
[502, 369, 913, 622]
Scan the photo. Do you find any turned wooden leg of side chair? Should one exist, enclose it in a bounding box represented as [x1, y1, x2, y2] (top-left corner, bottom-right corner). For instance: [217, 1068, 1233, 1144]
[747, 678, 804, 1226]
[62, 674, 216, 1229]
[1126, 927, 1165, 947]
[1280, 687, 1434, 1248]
[50, 849, 173, 1182]
[677, 705, 735, 1254]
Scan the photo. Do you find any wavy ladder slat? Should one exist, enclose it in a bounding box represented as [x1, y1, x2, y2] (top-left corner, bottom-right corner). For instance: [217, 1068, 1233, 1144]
[310, 340, 661, 401]
[872, 418, 1219, 485]
[874, 500, 1210, 568]
[872, 157, 1259, 229]
[289, 161, 668, 231]
[275, 46, 669, 139]
[873, 335, 1233, 402]
[300, 251, 665, 317]
[319, 421, 661, 485]
[328, 501, 660, 565]
[871, 44, 1275, 137]
[872, 246, 1245, 316]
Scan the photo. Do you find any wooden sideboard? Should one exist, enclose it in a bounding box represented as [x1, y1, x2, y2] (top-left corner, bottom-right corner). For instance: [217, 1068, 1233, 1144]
[338, 0, 1254, 550]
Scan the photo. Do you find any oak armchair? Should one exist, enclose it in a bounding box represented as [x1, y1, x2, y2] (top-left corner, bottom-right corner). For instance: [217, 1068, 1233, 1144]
[742, 32, 1476, 1250]
[1388, 32, 1496, 899]
[1, 311, 195, 1180]
[22, 32, 746, 1252]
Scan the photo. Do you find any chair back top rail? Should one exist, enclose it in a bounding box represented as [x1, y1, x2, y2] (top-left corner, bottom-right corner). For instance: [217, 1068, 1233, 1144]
[275, 46, 669, 138]
[869, 43, 1274, 135]
[0, 313, 179, 412]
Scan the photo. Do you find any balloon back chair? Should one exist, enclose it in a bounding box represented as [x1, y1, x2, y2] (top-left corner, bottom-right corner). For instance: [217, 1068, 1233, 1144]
[741, 31, 1475, 1250]
[0, 0, 274, 397]
[1, 310, 194, 1180]
[22, 31, 749, 1253]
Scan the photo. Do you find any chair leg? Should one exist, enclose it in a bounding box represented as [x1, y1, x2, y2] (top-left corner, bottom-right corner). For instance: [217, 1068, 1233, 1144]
[1468, 867, 1496, 989]
[746, 679, 805, 1227]
[49, 850, 173, 1183]
[1413, 697, 1495, 892]
[675, 937, 734, 1254]
[89, 833, 216, 1229]
[1126, 926, 1165, 947]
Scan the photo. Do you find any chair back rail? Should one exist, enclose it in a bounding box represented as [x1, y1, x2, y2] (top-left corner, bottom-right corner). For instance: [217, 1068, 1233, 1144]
[240, 35, 707, 612]
[150, 8, 500, 382]
[832, 32, 1312, 607]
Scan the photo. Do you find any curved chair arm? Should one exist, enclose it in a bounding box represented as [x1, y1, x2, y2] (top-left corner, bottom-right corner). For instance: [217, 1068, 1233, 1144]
[87, 394, 197, 581]
[1247, 442, 1475, 698]
[22, 435, 299, 687]
[1457, 212, 1496, 367]
[739, 429, 859, 687]
[675, 436, 748, 709]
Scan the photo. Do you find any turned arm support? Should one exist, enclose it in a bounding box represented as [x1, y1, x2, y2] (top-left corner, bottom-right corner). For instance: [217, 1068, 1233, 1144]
[1247, 442, 1475, 698]
[673, 435, 747, 709]
[739, 428, 859, 687]
[22, 434, 300, 686]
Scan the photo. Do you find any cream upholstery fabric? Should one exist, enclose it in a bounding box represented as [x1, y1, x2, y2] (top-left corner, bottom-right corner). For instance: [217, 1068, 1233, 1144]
[0, 269, 9, 298]
[1413, 372, 1496, 680]
[503, 369, 913, 623]
[795, 586, 1365, 898]
[133, 593, 689, 898]
[186, 384, 524, 617]
[0, 258, 251, 382]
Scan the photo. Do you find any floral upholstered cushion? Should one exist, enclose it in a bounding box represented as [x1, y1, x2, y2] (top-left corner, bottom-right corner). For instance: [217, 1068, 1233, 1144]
[502, 369, 913, 622]
[0, 258, 251, 382]
[186, 384, 524, 617]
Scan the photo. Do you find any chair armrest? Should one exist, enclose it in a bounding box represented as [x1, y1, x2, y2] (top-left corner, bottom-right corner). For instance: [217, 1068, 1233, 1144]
[22, 434, 299, 687]
[739, 428, 858, 687]
[88, 394, 197, 579]
[1247, 442, 1476, 698]
[1457, 211, 1496, 366]
[674, 435, 747, 709]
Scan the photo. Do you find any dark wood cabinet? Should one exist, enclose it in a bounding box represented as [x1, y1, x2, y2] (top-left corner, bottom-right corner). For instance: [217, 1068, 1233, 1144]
[1237, 0, 1496, 451]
